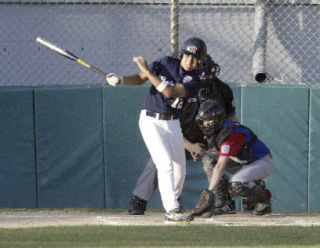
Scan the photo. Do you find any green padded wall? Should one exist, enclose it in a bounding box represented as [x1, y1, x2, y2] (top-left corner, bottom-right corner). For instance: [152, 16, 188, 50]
[34, 86, 105, 208]
[241, 84, 310, 212]
[0, 87, 36, 208]
[309, 86, 320, 211]
[183, 159, 207, 208]
[103, 87, 157, 209]
[1, 84, 319, 212]
[229, 83, 242, 120]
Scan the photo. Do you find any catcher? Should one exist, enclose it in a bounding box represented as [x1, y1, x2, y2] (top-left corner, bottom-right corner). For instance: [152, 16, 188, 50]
[192, 99, 274, 217]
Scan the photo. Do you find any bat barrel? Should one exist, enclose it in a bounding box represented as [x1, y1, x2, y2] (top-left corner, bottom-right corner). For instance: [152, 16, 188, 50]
[36, 37, 78, 61]
[36, 37, 108, 77]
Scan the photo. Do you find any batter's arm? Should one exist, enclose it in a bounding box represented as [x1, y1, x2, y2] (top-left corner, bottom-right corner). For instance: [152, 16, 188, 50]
[122, 72, 148, 86]
[133, 56, 188, 98]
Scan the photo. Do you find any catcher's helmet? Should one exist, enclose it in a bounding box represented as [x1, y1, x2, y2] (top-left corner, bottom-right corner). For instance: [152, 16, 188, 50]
[181, 37, 207, 61]
[196, 99, 225, 134]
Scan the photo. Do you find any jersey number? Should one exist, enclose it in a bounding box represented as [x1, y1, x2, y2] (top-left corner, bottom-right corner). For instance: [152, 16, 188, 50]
[171, 98, 183, 109]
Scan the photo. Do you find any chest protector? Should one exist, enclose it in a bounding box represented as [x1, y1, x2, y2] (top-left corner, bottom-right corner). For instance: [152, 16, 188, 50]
[215, 123, 257, 164]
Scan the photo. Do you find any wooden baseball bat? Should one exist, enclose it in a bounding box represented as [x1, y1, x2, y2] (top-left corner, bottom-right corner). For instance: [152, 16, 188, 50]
[36, 37, 108, 77]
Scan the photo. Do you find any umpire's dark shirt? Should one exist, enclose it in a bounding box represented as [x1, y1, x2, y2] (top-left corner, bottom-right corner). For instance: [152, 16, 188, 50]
[180, 77, 235, 159]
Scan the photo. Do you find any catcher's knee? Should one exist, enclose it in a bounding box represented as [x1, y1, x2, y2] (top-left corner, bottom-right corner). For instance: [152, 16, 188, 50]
[254, 179, 265, 189]
[229, 181, 248, 197]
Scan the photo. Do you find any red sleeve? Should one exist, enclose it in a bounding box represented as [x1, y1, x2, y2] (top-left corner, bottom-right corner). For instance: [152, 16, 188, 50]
[219, 132, 246, 156]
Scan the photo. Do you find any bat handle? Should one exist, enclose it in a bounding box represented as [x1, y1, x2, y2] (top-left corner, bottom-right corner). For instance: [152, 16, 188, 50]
[91, 66, 108, 77]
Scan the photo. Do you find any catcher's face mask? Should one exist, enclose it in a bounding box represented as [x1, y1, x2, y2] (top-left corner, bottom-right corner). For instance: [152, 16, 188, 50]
[200, 116, 223, 133]
[196, 99, 225, 134]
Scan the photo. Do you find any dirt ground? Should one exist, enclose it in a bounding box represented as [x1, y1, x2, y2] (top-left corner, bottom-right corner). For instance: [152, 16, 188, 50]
[1, 210, 320, 228]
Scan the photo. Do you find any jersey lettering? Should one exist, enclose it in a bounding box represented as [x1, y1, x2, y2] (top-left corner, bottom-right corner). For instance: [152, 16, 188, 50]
[170, 98, 183, 109]
[160, 75, 173, 86]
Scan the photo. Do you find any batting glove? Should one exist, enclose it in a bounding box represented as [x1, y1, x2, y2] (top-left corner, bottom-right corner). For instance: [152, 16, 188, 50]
[106, 73, 123, 87]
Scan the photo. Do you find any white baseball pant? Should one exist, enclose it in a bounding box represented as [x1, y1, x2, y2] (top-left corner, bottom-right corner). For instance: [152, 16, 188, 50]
[139, 110, 186, 213]
[230, 154, 274, 187]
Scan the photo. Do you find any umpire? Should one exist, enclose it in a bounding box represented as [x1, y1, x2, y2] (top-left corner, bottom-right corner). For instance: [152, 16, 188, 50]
[128, 55, 239, 217]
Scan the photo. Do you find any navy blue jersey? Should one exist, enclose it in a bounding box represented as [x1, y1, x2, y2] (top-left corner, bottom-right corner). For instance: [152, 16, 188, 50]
[141, 56, 201, 116]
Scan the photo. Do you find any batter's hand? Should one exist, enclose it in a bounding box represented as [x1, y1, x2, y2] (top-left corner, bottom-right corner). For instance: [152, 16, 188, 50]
[106, 73, 123, 86]
[133, 56, 150, 74]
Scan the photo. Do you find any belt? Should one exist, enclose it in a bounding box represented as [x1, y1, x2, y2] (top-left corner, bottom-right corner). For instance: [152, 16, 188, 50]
[145, 110, 179, 120]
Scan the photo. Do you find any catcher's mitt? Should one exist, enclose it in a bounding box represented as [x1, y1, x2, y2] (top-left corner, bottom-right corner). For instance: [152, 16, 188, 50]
[192, 189, 215, 216]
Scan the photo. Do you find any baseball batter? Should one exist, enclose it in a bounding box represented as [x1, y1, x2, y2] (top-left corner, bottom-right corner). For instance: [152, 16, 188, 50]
[128, 55, 243, 217]
[106, 37, 207, 221]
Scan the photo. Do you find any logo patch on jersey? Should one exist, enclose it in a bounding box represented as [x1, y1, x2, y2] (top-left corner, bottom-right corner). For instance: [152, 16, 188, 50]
[160, 75, 174, 86]
[183, 75, 192, 83]
[221, 145, 230, 154]
[186, 45, 198, 54]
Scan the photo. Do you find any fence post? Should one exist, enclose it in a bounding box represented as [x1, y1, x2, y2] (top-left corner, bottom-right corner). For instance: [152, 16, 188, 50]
[170, 0, 179, 58]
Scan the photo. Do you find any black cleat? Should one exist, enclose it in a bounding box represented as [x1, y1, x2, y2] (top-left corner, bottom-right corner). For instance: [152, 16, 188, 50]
[128, 195, 147, 215]
[242, 197, 255, 213]
[252, 189, 272, 215]
[215, 200, 236, 215]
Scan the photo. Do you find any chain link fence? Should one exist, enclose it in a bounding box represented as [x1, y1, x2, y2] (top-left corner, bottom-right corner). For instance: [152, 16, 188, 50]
[0, 0, 319, 86]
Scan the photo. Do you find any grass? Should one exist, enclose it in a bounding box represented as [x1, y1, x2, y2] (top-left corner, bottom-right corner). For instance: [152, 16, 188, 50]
[0, 225, 320, 248]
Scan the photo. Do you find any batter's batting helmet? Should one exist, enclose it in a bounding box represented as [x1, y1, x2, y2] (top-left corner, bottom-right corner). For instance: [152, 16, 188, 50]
[181, 37, 207, 61]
